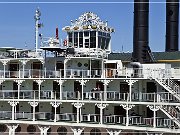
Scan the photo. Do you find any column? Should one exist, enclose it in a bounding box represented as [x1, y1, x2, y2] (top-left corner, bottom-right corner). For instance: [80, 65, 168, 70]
[14, 80, 24, 99]
[64, 57, 71, 78]
[96, 103, 108, 124]
[8, 101, 19, 120]
[50, 101, 61, 122]
[39, 59, 45, 77]
[0, 60, 9, 77]
[19, 59, 29, 78]
[28, 101, 39, 121]
[34, 80, 44, 99]
[120, 104, 135, 126]
[70, 127, 84, 135]
[38, 126, 50, 135]
[99, 80, 112, 100]
[106, 129, 121, 135]
[147, 105, 160, 128]
[125, 80, 138, 101]
[77, 79, 88, 100]
[6, 124, 18, 135]
[54, 80, 66, 100]
[72, 102, 84, 123]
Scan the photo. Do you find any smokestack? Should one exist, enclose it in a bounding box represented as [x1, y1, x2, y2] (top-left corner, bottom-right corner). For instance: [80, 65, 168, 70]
[133, 0, 150, 63]
[56, 27, 59, 39]
[165, 0, 179, 52]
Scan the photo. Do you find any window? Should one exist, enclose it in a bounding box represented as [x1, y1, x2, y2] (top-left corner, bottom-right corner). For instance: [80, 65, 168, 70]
[57, 127, 67, 135]
[74, 32, 78, 48]
[84, 31, 89, 37]
[27, 125, 36, 134]
[90, 128, 101, 135]
[90, 31, 96, 48]
[79, 32, 83, 48]
[68, 32, 72, 44]
[0, 124, 7, 132]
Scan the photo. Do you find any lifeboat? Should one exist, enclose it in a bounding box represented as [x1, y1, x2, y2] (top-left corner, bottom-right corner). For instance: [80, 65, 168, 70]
[83, 26, 88, 29]
[91, 25, 97, 29]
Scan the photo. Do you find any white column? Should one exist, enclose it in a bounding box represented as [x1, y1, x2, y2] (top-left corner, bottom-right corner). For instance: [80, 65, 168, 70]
[54, 80, 66, 100]
[100, 80, 112, 100]
[77, 79, 88, 100]
[64, 57, 71, 78]
[28, 101, 39, 121]
[0, 60, 9, 77]
[125, 80, 138, 101]
[106, 129, 121, 135]
[38, 126, 50, 135]
[14, 80, 24, 99]
[121, 104, 135, 126]
[50, 101, 61, 122]
[6, 124, 18, 135]
[8, 101, 19, 120]
[34, 80, 44, 99]
[72, 102, 84, 123]
[70, 127, 84, 135]
[19, 60, 29, 78]
[96, 103, 108, 124]
[147, 105, 160, 128]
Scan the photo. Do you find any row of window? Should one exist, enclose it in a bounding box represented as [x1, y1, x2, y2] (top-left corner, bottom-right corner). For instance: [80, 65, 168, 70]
[68, 31, 111, 49]
[0, 124, 101, 135]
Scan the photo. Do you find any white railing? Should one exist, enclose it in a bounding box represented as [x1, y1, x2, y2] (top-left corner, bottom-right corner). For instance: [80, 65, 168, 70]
[0, 67, 174, 79]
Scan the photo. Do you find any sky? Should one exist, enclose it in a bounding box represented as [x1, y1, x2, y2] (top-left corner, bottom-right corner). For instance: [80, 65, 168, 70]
[0, 0, 175, 52]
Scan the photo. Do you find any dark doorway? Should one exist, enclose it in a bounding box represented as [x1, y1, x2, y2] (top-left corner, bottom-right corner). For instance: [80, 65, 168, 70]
[96, 81, 104, 91]
[146, 82, 157, 93]
[114, 106, 126, 116]
[120, 83, 129, 93]
[74, 81, 82, 99]
[56, 62, 64, 77]
[31, 62, 42, 78]
[53, 81, 60, 98]
[9, 63, 19, 78]
[32, 81, 39, 112]
[146, 107, 153, 118]
[13, 82, 19, 112]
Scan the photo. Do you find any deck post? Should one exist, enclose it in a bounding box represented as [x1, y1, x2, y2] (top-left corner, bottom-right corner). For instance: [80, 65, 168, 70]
[6, 124, 18, 135]
[72, 102, 84, 123]
[8, 101, 19, 120]
[96, 103, 108, 124]
[38, 125, 50, 135]
[70, 127, 84, 135]
[50, 100, 61, 122]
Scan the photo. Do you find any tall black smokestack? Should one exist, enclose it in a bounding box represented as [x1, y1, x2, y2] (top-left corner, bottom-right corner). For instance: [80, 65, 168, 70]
[165, 0, 179, 52]
[133, 0, 150, 63]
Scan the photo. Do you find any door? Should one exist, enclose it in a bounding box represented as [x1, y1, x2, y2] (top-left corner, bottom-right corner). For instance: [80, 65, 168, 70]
[146, 82, 156, 118]
[120, 83, 129, 99]
[74, 81, 82, 99]
[56, 62, 64, 77]
[9, 63, 19, 77]
[114, 106, 126, 116]
[31, 62, 42, 78]
[13, 82, 19, 112]
[31, 81, 39, 113]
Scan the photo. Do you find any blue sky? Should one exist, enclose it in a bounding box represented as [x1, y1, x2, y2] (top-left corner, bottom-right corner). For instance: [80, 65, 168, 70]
[0, 0, 173, 52]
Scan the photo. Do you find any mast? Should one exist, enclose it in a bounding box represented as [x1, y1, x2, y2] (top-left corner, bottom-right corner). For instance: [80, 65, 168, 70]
[34, 8, 41, 52]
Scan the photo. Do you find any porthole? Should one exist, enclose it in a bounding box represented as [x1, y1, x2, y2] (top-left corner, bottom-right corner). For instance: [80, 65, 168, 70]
[90, 128, 101, 135]
[84, 63, 88, 67]
[27, 125, 36, 134]
[77, 62, 82, 67]
[57, 126, 67, 135]
[0, 124, 7, 132]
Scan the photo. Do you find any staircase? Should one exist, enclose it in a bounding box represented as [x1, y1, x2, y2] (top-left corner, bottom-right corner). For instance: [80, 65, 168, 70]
[160, 105, 180, 127]
[155, 78, 180, 101]
[158, 94, 180, 127]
